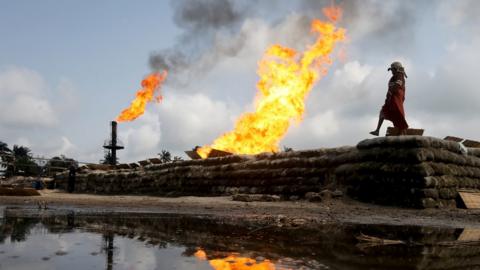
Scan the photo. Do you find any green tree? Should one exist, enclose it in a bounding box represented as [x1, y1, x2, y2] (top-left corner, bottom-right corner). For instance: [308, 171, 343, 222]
[173, 156, 183, 162]
[0, 141, 12, 171]
[0, 141, 11, 153]
[158, 150, 172, 163]
[9, 145, 40, 176]
[101, 151, 117, 165]
[13, 145, 32, 158]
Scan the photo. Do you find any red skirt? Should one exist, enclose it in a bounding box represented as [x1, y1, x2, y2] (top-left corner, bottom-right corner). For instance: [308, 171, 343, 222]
[381, 90, 409, 130]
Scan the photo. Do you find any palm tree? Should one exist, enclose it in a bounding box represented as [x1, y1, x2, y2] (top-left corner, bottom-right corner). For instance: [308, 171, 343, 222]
[0, 141, 11, 153]
[158, 150, 172, 163]
[0, 141, 12, 170]
[12, 145, 32, 158]
[101, 151, 117, 165]
[10, 145, 39, 176]
[173, 156, 183, 162]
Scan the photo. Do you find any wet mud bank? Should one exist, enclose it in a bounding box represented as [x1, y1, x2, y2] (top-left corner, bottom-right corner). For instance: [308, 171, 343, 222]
[2, 191, 480, 229]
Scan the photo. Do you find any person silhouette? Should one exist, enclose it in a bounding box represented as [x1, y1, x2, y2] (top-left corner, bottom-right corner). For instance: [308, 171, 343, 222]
[370, 61, 409, 136]
[67, 164, 76, 193]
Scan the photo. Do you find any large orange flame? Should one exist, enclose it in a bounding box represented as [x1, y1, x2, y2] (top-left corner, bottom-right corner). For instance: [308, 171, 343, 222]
[194, 250, 276, 270]
[116, 71, 167, 122]
[197, 7, 346, 158]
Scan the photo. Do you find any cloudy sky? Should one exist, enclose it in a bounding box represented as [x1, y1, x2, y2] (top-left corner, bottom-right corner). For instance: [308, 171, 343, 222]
[1, 0, 479, 163]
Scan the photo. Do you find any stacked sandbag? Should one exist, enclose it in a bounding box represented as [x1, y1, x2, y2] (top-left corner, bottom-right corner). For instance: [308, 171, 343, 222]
[54, 164, 138, 192]
[149, 147, 352, 196]
[336, 136, 480, 208]
[54, 146, 356, 197]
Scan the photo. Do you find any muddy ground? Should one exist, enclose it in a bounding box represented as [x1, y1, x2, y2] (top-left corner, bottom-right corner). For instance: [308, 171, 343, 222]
[1, 190, 480, 229]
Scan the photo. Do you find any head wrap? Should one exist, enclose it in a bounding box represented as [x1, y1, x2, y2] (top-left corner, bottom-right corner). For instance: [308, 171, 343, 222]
[388, 61, 408, 78]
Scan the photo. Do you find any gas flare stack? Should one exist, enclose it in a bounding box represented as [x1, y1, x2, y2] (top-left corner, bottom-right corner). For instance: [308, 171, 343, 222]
[103, 121, 124, 165]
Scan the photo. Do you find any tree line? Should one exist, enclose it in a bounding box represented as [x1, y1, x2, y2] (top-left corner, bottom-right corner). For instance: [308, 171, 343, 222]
[0, 141, 77, 177]
[1, 140, 185, 178]
[100, 149, 183, 165]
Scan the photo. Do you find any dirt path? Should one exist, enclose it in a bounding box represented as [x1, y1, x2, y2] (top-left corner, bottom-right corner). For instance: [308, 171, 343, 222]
[2, 190, 480, 228]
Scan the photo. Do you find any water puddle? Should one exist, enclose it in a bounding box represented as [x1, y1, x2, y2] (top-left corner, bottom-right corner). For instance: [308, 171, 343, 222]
[0, 207, 479, 269]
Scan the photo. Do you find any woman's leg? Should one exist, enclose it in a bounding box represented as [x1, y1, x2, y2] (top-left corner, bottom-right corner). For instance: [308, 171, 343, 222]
[370, 111, 384, 136]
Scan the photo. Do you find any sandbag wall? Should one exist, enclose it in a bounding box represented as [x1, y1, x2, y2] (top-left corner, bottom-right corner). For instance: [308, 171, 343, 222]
[336, 136, 480, 208]
[55, 147, 356, 197]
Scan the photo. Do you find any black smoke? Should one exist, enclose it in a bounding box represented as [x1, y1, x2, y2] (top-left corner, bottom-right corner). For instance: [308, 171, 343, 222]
[149, 0, 253, 85]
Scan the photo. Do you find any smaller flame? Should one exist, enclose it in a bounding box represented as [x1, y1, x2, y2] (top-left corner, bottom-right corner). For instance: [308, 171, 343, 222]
[195, 250, 276, 270]
[322, 6, 342, 22]
[116, 71, 167, 122]
[194, 250, 207, 260]
[196, 147, 212, 159]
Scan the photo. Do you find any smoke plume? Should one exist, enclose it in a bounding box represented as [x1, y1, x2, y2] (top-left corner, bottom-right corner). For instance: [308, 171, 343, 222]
[149, 0, 252, 86]
[150, 0, 427, 87]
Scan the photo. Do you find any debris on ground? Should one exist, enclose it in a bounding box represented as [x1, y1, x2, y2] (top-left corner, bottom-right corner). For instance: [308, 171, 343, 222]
[232, 194, 281, 202]
[356, 233, 405, 249]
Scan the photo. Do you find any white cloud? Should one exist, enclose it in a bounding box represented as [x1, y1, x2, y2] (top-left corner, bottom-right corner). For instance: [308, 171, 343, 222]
[284, 110, 339, 148]
[14, 137, 32, 148]
[119, 111, 162, 162]
[437, 0, 480, 26]
[0, 67, 85, 161]
[55, 137, 77, 157]
[329, 61, 373, 101]
[409, 37, 480, 117]
[157, 92, 238, 156]
[18, 136, 78, 160]
[0, 95, 57, 127]
[0, 67, 57, 128]
[0, 67, 46, 95]
[306, 110, 340, 137]
[54, 78, 79, 113]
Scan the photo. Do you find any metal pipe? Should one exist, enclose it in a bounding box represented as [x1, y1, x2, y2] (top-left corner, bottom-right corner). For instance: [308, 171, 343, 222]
[111, 121, 117, 165]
